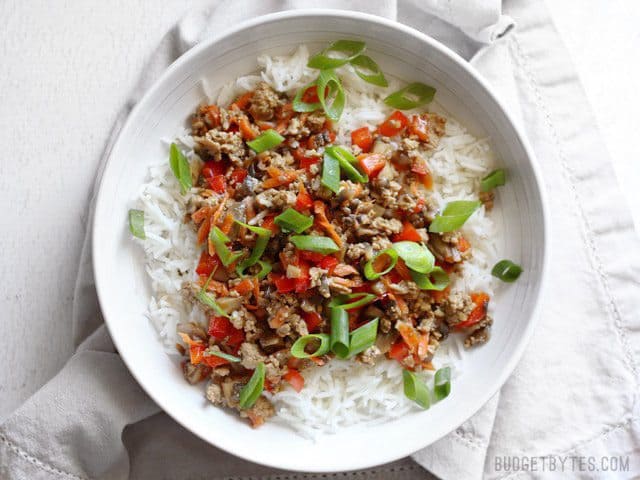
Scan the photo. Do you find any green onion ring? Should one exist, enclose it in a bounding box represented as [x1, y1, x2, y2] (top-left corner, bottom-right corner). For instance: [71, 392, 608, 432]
[274, 208, 314, 234]
[316, 70, 345, 121]
[392, 241, 435, 274]
[384, 82, 436, 110]
[330, 308, 350, 359]
[246, 129, 284, 154]
[203, 349, 241, 363]
[480, 169, 506, 192]
[491, 259, 523, 283]
[321, 150, 341, 194]
[410, 267, 450, 291]
[308, 40, 366, 69]
[234, 220, 272, 276]
[293, 80, 323, 113]
[196, 270, 230, 318]
[169, 143, 192, 194]
[349, 55, 388, 87]
[348, 317, 379, 358]
[325, 146, 368, 183]
[428, 200, 481, 233]
[254, 260, 272, 280]
[433, 366, 452, 401]
[128, 209, 145, 239]
[291, 334, 331, 359]
[402, 369, 431, 409]
[364, 248, 398, 280]
[209, 226, 242, 267]
[238, 362, 266, 409]
[290, 235, 340, 254]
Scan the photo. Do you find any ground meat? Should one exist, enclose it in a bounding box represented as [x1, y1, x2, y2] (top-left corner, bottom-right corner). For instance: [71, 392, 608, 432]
[255, 188, 296, 209]
[182, 362, 211, 384]
[479, 190, 494, 211]
[443, 292, 474, 326]
[411, 112, 447, 148]
[429, 231, 471, 263]
[240, 396, 275, 427]
[239, 342, 267, 369]
[345, 242, 373, 262]
[206, 383, 224, 405]
[248, 82, 282, 121]
[196, 129, 246, 166]
[464, 323, 491, 348]
[358, 345, 381, 365]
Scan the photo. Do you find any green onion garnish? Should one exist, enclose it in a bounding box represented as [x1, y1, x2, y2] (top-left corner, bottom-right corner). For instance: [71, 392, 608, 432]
[328, 293, 376, 310]
[308, 40, 366, 69]
[290, 235, 340, 254]
[330, 307, 350, 358]
[350, 55, 388, 87]
[392, 241, 435, 274]
[316, 70, 345, 121]
[128, 209, 145, 239]
[384, 82, 436, 110]
[209, 226, 242, 267]
[428, 200, 481, 233]
[196, 270, 230, 318]
[291, 334, 331, 358]
[321, 149, 341, 194]
[246, 129, 284, 153]
[203, 349, 241, 363]
[255, 260, 272, 280]
[410, 267, 450, 291]
[235, 220, 272, 276]
[238, 362, 265, 409]
[293, 81, 323, 113]
[480, 169, 506, 192]
[403, 370, 431, 409]
[169, 143, 192, 194]
[491, 259, 523, 282]
[325, 146, 368, 183]
[434, 366, 451, 401]
[347, 317, 379, 357]
[274, 208, 314, 234]
[364, 248, 398, 280]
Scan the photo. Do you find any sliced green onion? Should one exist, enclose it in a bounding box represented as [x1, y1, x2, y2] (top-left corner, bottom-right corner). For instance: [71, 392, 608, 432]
[364, 248, 398, 280]
[428, 200, 481, 233]
[234, 220, 272, 276]
[403, 369, 431, 409]
[321, 150, 341, 194]
[316, 70, 345, 121]
[480, 169, 506, 192]
[325, 146, 368, 183]
[384, 82, 436, 110]
[196, 270, 230, 318]
[291, 334, 331, 359]
[308, 40, 366, 69]
[392, 241, 435, 274]
[293, 80, 322, 113]
[274, 208, 314, 234]
[169, 143, 192, 194]
[410, 267, 450, 291]
[128, 209, 145, 239]
[434, 366, 451, 401]
[348, 317, 379, 357]
[491, 259, 523, 282]
[209, 226, 242, 267]
[238, 362, 265, 409]
[328, 293, 376, 310]
[330, 307, 350, 359]
[246, 129, 284, 153]
[203, 349, 241, 363]
[255, 260, 272, 280]
[290, 235, 340, 254]
[350, 55, 388, 87]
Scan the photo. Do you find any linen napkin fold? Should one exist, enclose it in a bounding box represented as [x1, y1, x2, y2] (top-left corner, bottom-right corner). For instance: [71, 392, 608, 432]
[2, 1, 640, 479]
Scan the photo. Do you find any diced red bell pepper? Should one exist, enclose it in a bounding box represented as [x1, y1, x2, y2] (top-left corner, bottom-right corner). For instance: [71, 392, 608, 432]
[302, 311, 323, 333]
[298, 250, 325, 263]
[201, 160, 226, 178]
[261, 214, 279, 234]
[208, 316, 244, 348]
[388, 338, 410, 363]
[458, 235, 471, 253]
[189, 344, 205, 365]
[201, 353, 230, 368]
[408, 114, 430, 142]
[351, 127, 373, 152]
[455, 292, 490, 330]
[293, 148, 319, 171]
[195, 251, 219, 277]
[230, 168, 248, 186]
[378, 110, 409, 137]
[392, 221, 422, 242]
[283, 368, 305, 393]
[271, 273, 296, 293]
[294, 261, 311, 293]
[207, 175, 226, 193]
[296, 188, 314, 211]
[357, 153, 386, 178]
[232, 278, 255, 295]
[302, 85, 320, 103]
[319, 256, 339, 274]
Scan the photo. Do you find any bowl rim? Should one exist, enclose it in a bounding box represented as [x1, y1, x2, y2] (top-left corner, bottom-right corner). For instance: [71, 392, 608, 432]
[93, 8, 549, 472]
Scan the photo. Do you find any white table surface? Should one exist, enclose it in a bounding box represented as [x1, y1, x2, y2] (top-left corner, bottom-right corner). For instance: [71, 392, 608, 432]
[1, 0, 638, 421]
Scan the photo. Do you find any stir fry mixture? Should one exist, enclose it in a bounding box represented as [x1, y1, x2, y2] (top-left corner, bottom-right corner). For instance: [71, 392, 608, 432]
[129, 41, 521, 427]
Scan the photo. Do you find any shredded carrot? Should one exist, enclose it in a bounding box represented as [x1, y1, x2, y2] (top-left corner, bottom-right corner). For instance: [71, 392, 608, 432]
[458, 235, 471, 253]
[313, 201, 343, 248]
[262, 167, 299, 189]
[205, 280, 229, 297]
[220, 213, 235, 235]
[238, 117, 258, 140]
[393, 259, 413, 281]
[196, 217, 211, 245]
[231, 91, 253, 110]
[431, 285, 451, 303]
[192, 205, 214, 224]
[178, 332, 203, 347]
[211, 193, 229, 226]
[232, 278, 255, 295]
[253, 277, 261, 303]
[381, 276, 409, 317]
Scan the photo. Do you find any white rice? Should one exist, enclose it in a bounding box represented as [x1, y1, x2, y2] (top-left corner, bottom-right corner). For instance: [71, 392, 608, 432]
[133, 45, 498, 438]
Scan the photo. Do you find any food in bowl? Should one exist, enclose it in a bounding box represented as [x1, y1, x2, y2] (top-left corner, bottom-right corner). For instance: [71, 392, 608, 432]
[128, 40, 521, 434]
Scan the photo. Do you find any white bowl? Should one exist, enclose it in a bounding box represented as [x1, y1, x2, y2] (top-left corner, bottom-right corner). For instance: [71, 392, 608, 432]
[93, 9, 548, 472]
